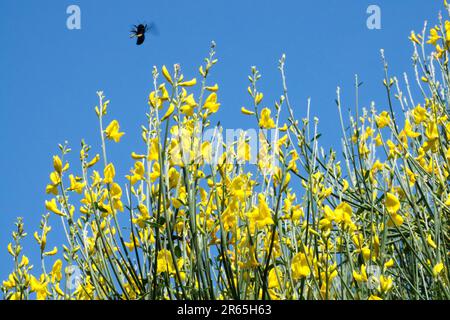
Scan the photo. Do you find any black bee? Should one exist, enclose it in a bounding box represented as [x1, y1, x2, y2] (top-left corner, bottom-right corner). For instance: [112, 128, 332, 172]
[130, 23, 157, 45]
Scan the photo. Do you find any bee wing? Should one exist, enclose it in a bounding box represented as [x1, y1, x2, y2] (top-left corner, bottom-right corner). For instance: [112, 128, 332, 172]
[130, 24, 139, 37]
[148, 22, 159, 36]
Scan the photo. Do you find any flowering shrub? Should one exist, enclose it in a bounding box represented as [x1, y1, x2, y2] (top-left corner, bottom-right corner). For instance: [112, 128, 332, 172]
[2, 9, 450, 300]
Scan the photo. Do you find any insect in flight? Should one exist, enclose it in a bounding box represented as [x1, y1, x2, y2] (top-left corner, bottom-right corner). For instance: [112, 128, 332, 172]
[130, 23, 157, 45]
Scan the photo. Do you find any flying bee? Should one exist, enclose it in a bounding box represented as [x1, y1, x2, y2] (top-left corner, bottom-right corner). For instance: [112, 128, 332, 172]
[130, 23, 157, 45]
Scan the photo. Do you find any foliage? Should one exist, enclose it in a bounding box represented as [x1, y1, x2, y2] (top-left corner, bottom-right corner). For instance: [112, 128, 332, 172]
[2, 8, 450, 300]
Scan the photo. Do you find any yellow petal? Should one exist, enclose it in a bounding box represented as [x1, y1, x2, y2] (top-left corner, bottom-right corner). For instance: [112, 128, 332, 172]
[179, 78, 197, 87]
[7, 243, 15, 257]
[205, 84, 219, 92]
[385, 192, 400, 215]
[255, 92, 263, 105]
[131, 152, 146, 160]
[241, 107, 255, 115]
[433, 262, 444, 276]
[427, 235, 437, 249]
[45, 199, 65, 216]
[162, 65, 173, 85]
[161, 103, 175, 121]
[53, 156, 63, 174]
[44, 246, 58, 256]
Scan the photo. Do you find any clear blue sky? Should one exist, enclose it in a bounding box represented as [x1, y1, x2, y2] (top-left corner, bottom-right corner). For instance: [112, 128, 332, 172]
[0, 0, 443, 281]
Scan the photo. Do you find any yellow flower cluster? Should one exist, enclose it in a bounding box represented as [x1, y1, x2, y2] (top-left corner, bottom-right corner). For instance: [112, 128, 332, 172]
[3, 10, 450, 300]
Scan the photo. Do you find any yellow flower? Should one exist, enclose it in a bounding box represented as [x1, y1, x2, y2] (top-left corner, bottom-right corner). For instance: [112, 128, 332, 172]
[203, 92, 220, 113]
[86, 154, 100, 168]
[50, 260, 63, 283]
[425, 121, 439, 141]
[446, 20, 450, 46]
[374, 134, 383, 146]
[361, 247, 371, 261]
[7, 292, 22, 300]
[180, 94, 197, 116]
[54, 283, 65, 297]
[34, 226, 50, 251]
[161, 103, 175, 121]
[47, 171, 61, 188]
[7, 243, 15, 257]
[205, 84, 219, 92]
[30, 275, 50, 300]
[237, 137, 251, 162]
[291, 249, 312, 280]
[427, 235, 437, 249]
[105, 120, 125, 142]
[156, 249, 175, 274]
[412, 104, 427, 124]
[268, 267, 283, 289]
[389, 213, 404, 227]
[427, 28, 441, 45]
[375, 111, 391, 128]
[179, 78, 197, 87]
[103, 163, 116, 184]
[255, 92, 263, 105]
[404, 119, 420, 138]
[334, 202, 354, 229]
[342, 179, 349, 193]
[384, 193, 404, 226]
[433, 262, 444, 277]
[133, 203, 151, 228]
[3, 273, 17, 289]
[124, 233, 140, 251]
[409, 31, 421, 44]
[385, 192, 400, 215]
[91, 171, 102, 187]
[150, 162, 160, 182]
[445, 193, 450, 206]
[110, 182, 124, 212]
[131, 152, 145, 160]
[435, 44, 446, 59]
[353, 265, 368, 282]
[368, 295, 383, 300]
[247, 194, 274, 229]
[46, 183, 59, 195]
[405, 167, 416, 187]
[53, 155, 63, 174]
[68, 175, 85, 193]
[19, 255, 29, 267]
[149, 85, 169, 109]
[161, 65, 173, 85]
[44, 246, 58, 256]
[180, 104, 195, 116]
[380, 275, 393, 293]
[259, 108, 276, 129]
[200, 141, 212, 164]
[45, 198, 65, 217]
[183, 93, 197, 107]
[148, 138, 160, 161]
[126, 161, 145, 185]
[384, 258, 394, 269]
[241, 106, 255, 115]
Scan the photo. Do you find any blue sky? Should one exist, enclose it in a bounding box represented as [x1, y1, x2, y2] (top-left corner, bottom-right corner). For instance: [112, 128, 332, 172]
[0, 0, 443, 281]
